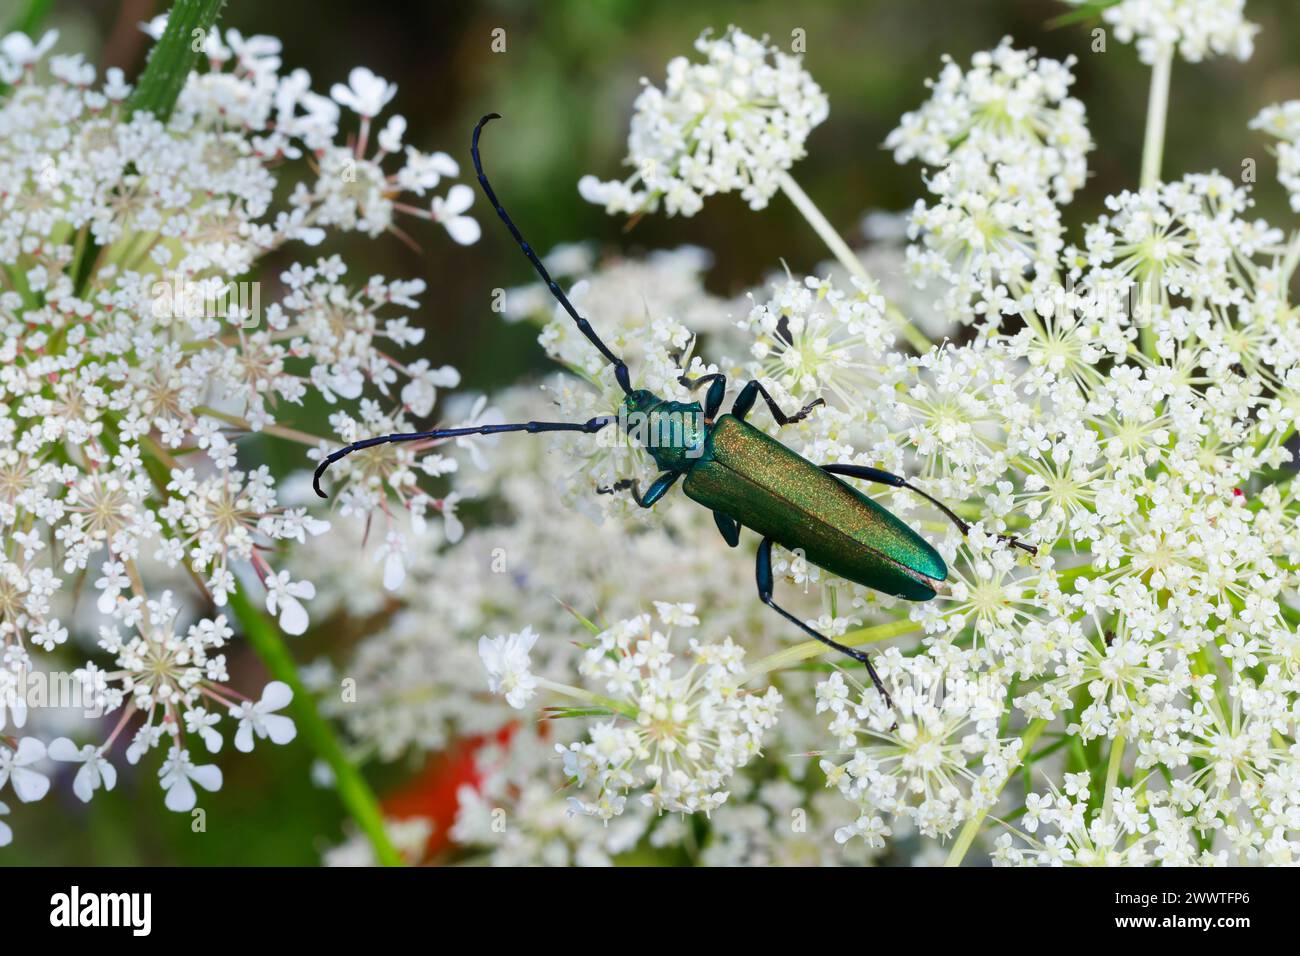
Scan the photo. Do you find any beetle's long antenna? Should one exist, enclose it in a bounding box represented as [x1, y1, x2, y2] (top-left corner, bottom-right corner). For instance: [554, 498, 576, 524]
[472, 114, 633, 396]
[313, 416, 614, 498]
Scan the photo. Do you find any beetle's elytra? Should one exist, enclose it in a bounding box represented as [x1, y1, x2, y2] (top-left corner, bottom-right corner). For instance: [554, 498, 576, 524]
[683, 413, 948, 601]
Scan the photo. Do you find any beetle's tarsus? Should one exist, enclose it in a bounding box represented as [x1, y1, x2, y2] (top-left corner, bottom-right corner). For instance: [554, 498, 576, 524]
[312, 462, 330, 499]
[731, 380, 826, 427]
[788, 397, 825, 423]
[849, 646, 897, 718]
[913, 486, 1037, 557]
[598, 474, 679, 509]
[997, 534, 1038, 556]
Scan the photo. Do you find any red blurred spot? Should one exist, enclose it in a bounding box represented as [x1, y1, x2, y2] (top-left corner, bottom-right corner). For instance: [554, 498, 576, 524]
[380, 723, 516, 862]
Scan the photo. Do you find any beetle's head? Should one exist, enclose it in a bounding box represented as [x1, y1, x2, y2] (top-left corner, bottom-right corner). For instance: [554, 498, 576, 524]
[621, 389, 663, 424]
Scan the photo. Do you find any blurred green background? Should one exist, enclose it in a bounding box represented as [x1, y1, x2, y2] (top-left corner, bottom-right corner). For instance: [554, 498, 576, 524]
[4, 0, 1299, 864]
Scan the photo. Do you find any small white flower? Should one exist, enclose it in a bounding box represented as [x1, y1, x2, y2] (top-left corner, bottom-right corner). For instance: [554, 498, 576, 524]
[377, 114, 406, 153]
[0, 29, 58, 67]
[231, 681, 297, 753]
[126, 725, 164, 766]
[47, 738, 117, 803]
[653, 601, 699, 627]
[95, 560, 130, 616]
[479, 627, 540, 709]
[374, 531, 408, 591]
[439, 492, 465, 544]
[329, 66, 397, 117]
[183, 708, 224, 754]
[450, 395, 503, 470]
[0, 673, 26, 731]
[0, 737, 50, 803]
[138, 16, 167, 41]
[431, 184, 481, 245]
[399, 360, 460, 418]
[264, 570, 317, 636]
[158, 748, 223, 812]
[0, 800, 10, 846]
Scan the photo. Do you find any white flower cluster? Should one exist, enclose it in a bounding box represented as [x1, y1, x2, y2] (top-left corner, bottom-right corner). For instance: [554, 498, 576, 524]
[578, 27, 827, 217]
[450, 723, 651, 866]
[816, 654, 1022, 841]
[1071, 173, 1285, 358]
[482, 603, 783, 819]
[1252, 101, 1300, 214]
[994, 773, 1228, 866]
[1066, 0, 1258, 65]
[0, 26, 479, 843]
[299, 21, 1300, 867]
[886, 39, 1091, 323]
[743, 273, 899, 412]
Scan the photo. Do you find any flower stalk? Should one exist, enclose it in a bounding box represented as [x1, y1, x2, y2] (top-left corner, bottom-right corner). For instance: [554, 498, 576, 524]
[228, 586, 403, 866]
[1102, 735, 1126, 817]
[778, 171, 933, 355]
[1137, 47, 1173, 358]
[144, 0, 399, 865]
[944, 718, 1049, 867]
[7, 0, 53, 35]
[744, 616, 919, 682]
[1140, 48, 1174, 191]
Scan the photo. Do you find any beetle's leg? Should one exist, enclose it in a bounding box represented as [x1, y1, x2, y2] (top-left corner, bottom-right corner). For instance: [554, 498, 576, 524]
[755, 537, 896, 715]
[596, 471, 679, 508]
[713, 511, 740, 547]
[731, 380, 824, 426]
[313, 416, 614, 498]
[679, 372, 727, 421]
[821, 463, 1037, 556]
[678, 372, 724, 389]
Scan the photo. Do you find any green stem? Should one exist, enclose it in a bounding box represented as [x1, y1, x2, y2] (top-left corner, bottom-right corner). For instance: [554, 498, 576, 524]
[0, 0, 51, 99]
[777, 171, 933, 355]
[1137, 48, 1172, 359]
[1139, 49, 1173, 191]
[227, 585, 404, 867]
[944, 717, 1049, 867]
[7, 0, 53, 35]
[192, 405, 324, 447]
[127, 0, 228, 121]
[1102, 734, 1126, 817]
[743, 616, 919, 682]
[538, 678, 637, 719]
[1055, 562, 1097, 589]
[62, 1, 229, 301]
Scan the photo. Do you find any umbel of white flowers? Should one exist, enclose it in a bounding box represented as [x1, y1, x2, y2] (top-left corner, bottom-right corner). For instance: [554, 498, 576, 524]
[0, 22, 488, 842]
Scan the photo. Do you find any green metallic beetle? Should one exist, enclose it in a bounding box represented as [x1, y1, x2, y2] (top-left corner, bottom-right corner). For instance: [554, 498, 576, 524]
[313, 114, 1035, 709]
